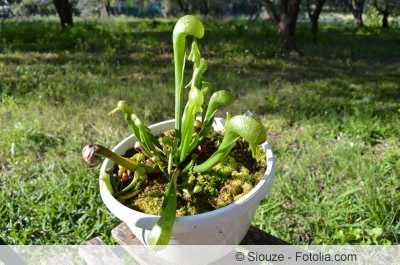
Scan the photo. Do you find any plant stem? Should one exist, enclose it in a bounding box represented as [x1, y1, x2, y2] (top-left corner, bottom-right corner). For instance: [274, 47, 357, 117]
[82, 144, 159, 174]
[173, 15, 204, 139]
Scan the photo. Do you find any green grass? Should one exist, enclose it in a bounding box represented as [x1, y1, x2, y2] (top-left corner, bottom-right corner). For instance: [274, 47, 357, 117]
[0, 16, 399, 245]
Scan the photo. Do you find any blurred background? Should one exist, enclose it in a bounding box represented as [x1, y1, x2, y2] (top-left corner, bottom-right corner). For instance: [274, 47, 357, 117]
[0, 0, 399, 245]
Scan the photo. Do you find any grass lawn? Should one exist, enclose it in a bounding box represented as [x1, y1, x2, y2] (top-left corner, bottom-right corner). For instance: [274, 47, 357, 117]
[0, 17, 399, 245]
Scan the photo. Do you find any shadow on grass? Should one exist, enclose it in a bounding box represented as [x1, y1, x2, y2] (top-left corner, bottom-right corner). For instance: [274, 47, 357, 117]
[1, 20, 399, 122]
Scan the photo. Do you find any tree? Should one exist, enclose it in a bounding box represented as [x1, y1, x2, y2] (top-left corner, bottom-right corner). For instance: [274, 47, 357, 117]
[372, 0, 399, 28]
[248, 0, 263, 21]
[262, 0, 303, 56]
[53, 0, 73, 29]
[186, 0, 211, 16]
[199, 0, 210, 16]
[306, 0, 325, 33]
[101, 0, 110, 16]
[176, 0, 190, 13]
[208, 0, 229, 17]
[159, 0, 171, 17]
[348, 0, 365, 28]
[76, 0, 100, 17]
[159, 0, 182, 17]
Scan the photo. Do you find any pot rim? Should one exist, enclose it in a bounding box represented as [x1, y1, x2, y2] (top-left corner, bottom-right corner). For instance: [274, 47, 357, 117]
[100, 118, 275, 223]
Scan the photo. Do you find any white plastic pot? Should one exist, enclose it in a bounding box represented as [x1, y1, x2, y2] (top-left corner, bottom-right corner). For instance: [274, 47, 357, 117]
[100, 118, 275, 260]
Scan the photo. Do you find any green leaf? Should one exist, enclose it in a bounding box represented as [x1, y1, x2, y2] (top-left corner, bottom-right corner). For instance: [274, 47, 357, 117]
[109, 101, 141, 141]
[100, 173, 114, 195]
[181, 154, 198, 173]
[194, 115, 266, 173]
[192, 58, 207, 90]
[188, 40, 201, 66]
[132, 114, 161, 156]
[108, 100, 133, 116]
[188, 40, 207, 90]
[121, 167, 146, 193]
[199, 90, 234, 143]
[201, 81, 213, 98]
[147, 174, 178, 247]
[173, 15, 205, 138]
[109, 101, 162, 158]
[179, 87, 204, 162]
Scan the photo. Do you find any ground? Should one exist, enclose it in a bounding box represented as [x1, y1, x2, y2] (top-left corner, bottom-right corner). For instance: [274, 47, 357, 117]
[0, 17, 399, 244]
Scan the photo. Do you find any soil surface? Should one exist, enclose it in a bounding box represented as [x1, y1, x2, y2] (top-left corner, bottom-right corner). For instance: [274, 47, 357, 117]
[108, 131, 267, 216]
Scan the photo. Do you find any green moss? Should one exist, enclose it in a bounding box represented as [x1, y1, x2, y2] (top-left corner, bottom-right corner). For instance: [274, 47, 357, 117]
[117, 137, 267, 215]
[232, 166, 251, 181]
[242, 182, 253, 194]
[132, 195, 164, 215]
[234, 194, 243, 201]
[176, 204, 198, 216]
[217, 192, 232, 208]
[131, 152, 146, 164]
[212, 157, 238, 178]
[194, 173, 222, 196]
[229, 179, 243, 194]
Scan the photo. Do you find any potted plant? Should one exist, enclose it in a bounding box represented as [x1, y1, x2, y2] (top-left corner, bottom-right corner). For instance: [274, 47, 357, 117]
[82, 15, 275, 253]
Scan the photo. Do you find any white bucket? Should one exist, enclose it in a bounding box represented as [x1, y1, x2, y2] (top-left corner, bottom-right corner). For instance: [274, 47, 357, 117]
[100, 118, 275, 263]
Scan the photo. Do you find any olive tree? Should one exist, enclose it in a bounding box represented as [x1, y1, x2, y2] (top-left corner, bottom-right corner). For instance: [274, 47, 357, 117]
[262, 0, 303, 56]
[372, 0, 399, 28]
[53, 0, 73, 29]
[306, 0, 326, 33]
[348, 0, 365, 28]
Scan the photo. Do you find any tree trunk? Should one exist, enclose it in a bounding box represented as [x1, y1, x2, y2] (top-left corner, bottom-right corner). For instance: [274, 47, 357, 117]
[201, 0, 209, 17]
[160, 0, 171, 17]
[263, 0, 302, 56]
[278, 17, 300, 56]
[176, 0, 189, 13]
[101, 0, 111, 17]
[354, 12, 363, 28]
[351, 0, 364, 28]
[310, 16, 318, 33]
[248, 0, 261, 21]
[308, 0, 325, 34]
[53, 0, 73, 29]
[382, 12, 389, 28]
